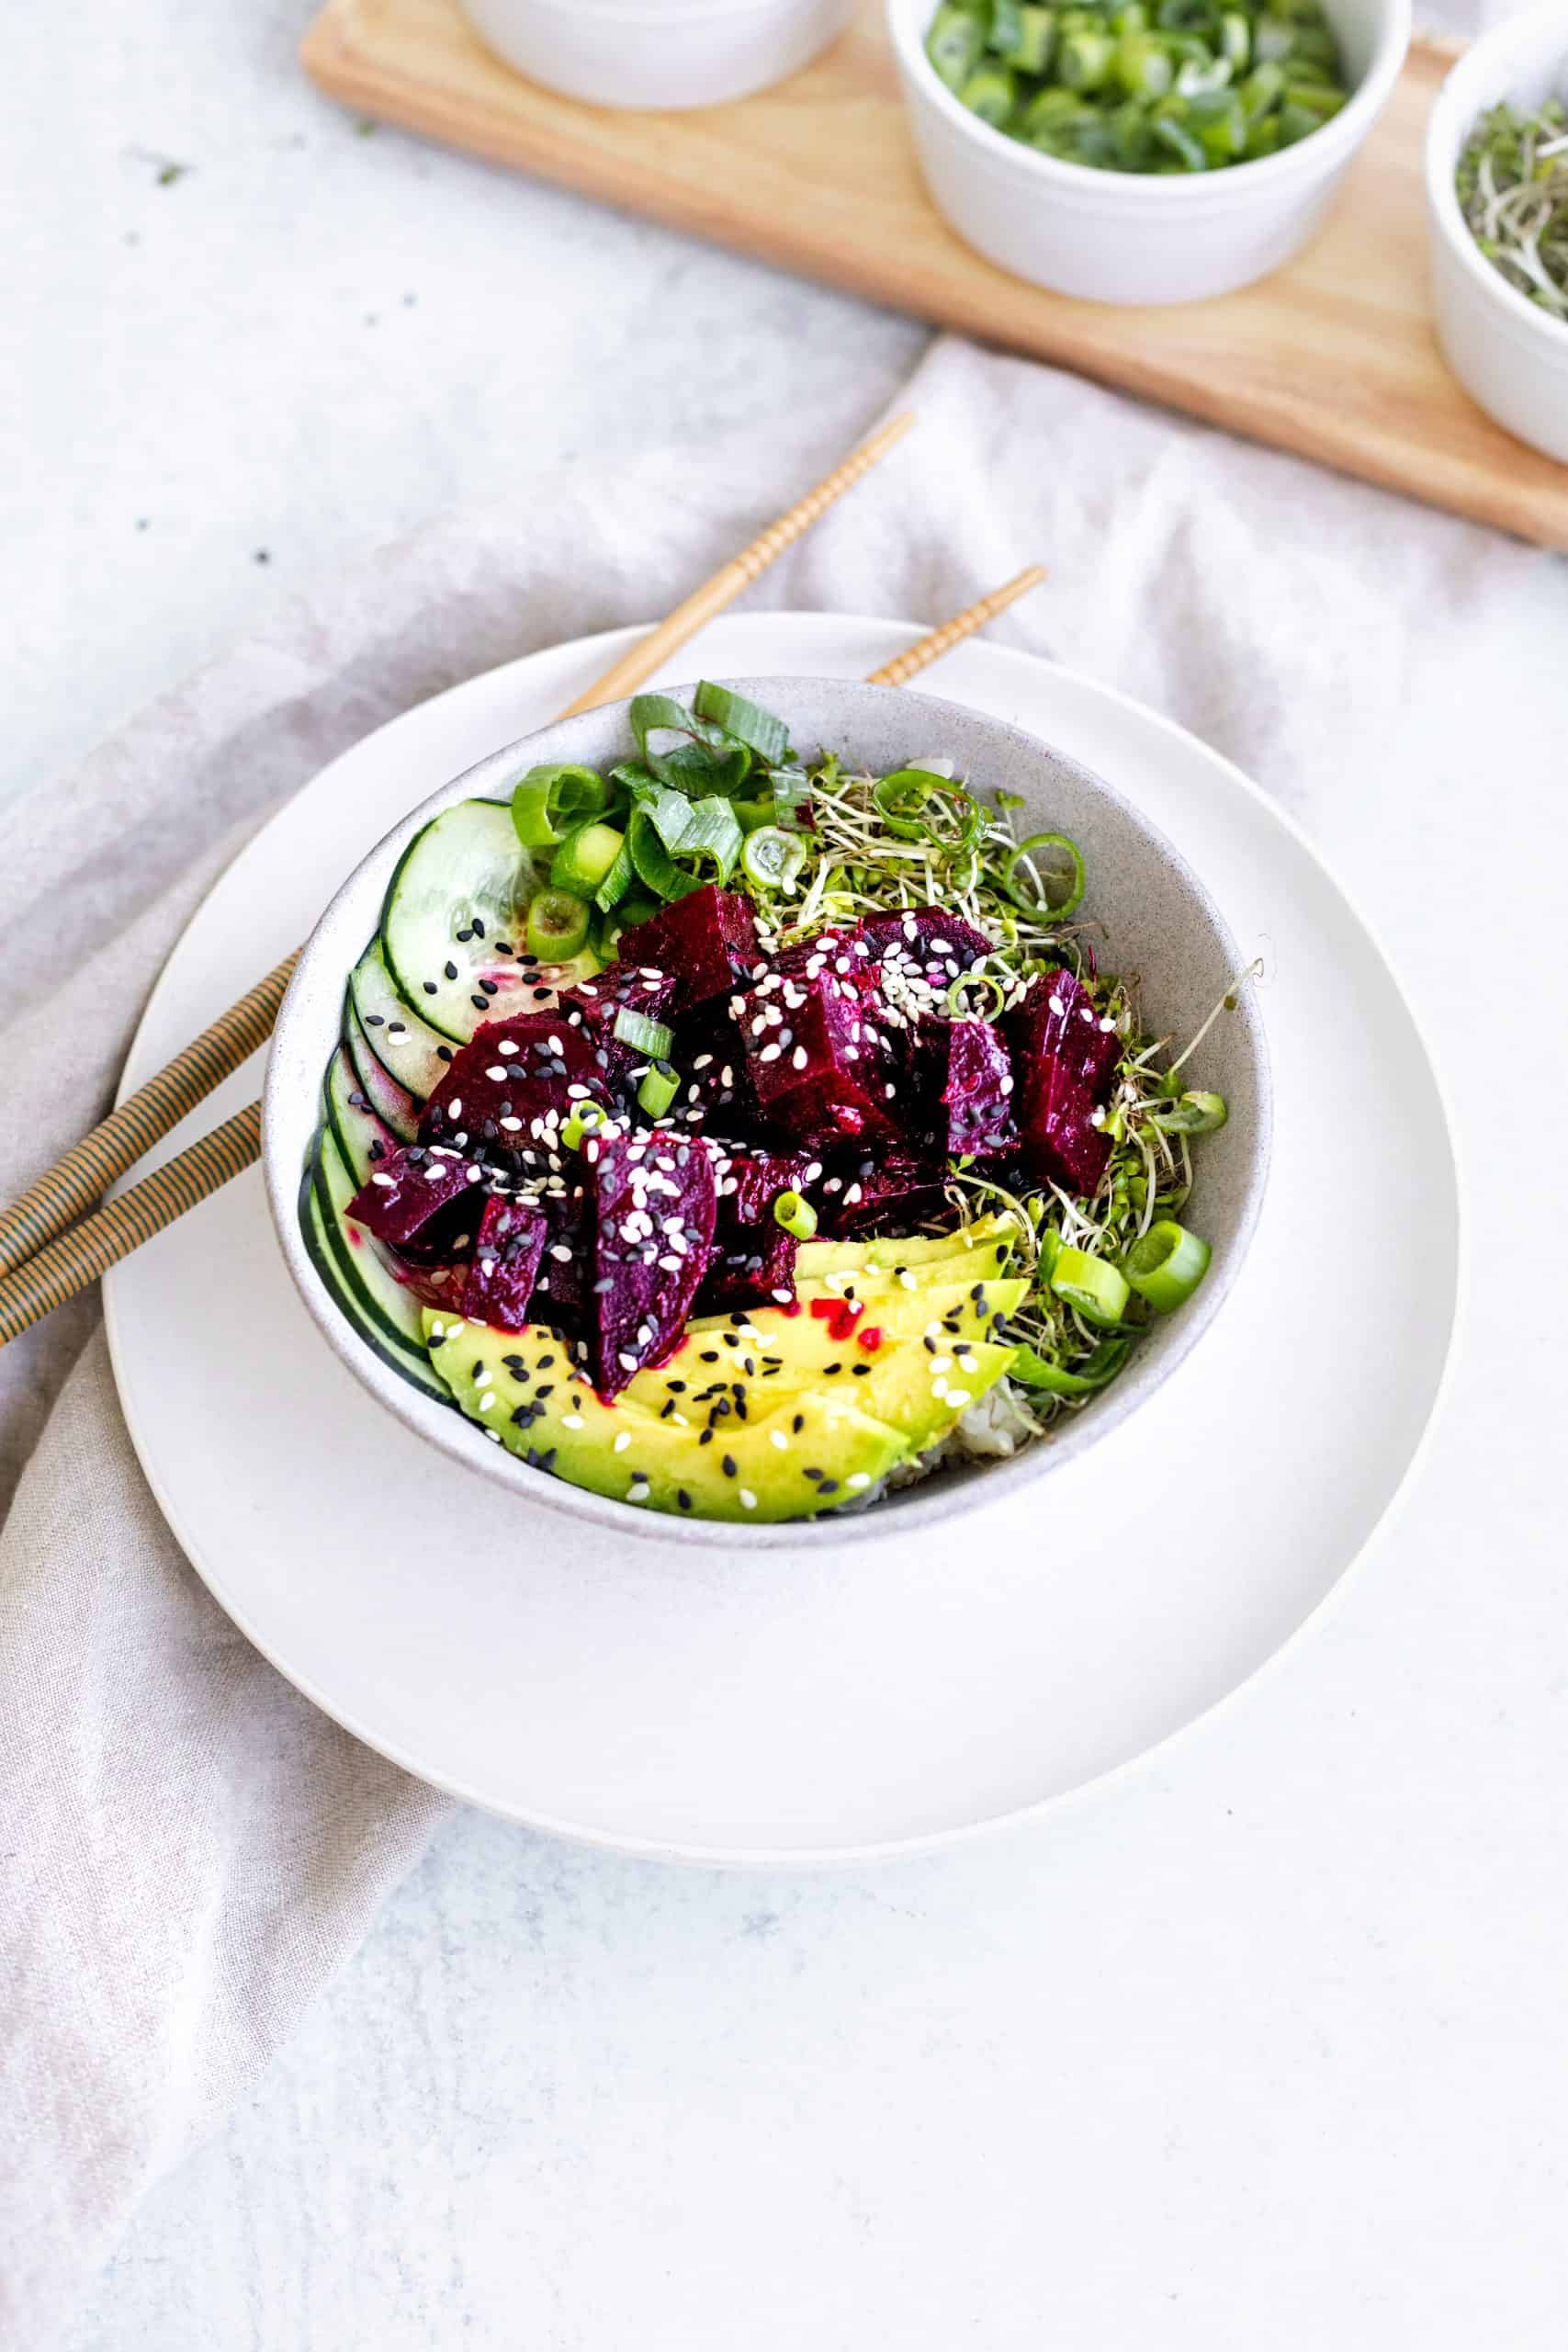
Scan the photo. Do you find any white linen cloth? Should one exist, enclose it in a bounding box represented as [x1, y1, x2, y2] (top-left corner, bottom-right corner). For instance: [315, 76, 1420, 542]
[2, 331, 1564, 2341]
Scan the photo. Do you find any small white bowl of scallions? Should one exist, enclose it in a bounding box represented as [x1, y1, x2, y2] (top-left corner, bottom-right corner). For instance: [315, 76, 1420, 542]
[1426, 0, 1568, 464]
[886, 0, 1411, 302]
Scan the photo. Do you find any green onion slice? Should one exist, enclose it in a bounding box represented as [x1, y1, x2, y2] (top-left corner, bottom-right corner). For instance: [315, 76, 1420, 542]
[741, 826, 807, 892]
[1148, 1090, 1228, 1135]
[770, 769, 815, 831]
[560, 1101, 607, 1152]
[946, 969, 1008, 1020]
[592, 831, 635, 914]
[628, 693, 751, 794]
[637, 1059, 680, 1119]
[1048, 1246, 1130, 1329]
[612, 1006, 673, 1059]
[525, 888, 592, 963]
[773, 1189, 818, 1239]
[1010, 1336, 1131, 1395]
[692, 681, 792, 764]
[626, 787, 743, 900]
[1122, 1220, 1211, 1313]
[1005, 831, 1086, 919]
[872, 768, 985, 853]
[550, 820, 625, 898]
[512, 763, 609, 851]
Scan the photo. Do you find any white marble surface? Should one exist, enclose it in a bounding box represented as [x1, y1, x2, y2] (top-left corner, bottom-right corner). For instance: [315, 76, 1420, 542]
[8, 1, 1568, 2346]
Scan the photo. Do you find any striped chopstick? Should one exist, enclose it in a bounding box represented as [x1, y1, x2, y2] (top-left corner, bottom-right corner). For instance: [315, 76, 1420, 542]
[0, 956, 296, 1281]
[0, 561, 1045, 1349]
[0, 412, 914, 1288]
[0, 1104, 264, 1344]
[865, 567, 1045, 685]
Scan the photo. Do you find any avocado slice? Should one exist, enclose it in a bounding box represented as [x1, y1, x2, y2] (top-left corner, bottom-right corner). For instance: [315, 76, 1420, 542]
[423, 1311, 910, 1522]
[631, 1290, 1018, 1452]
[687, 1275, 1028, 1351]
[795, 1212, 1022, 1283]
[796, 1240, 1015, 1299]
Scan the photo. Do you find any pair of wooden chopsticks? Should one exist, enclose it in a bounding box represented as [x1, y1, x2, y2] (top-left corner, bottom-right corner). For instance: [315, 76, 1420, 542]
[0, 413, 1044, 1346]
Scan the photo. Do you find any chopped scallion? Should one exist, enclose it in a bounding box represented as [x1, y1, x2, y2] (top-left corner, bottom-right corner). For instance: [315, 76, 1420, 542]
[1122, 1219, 1211, 1312]
[773, 1189, 818, 1239]
[637, 1059, 681, 1118]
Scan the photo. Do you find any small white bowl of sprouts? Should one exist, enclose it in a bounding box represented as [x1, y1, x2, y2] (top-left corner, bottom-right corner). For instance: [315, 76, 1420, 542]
[1426, 0, 1568, 463]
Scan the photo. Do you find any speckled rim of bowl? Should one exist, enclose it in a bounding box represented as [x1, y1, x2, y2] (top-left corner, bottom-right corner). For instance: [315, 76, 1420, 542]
[1425, 0, 1568, 345]
[263, 679, 1272, 1552]
[885, 0, 1411, 209]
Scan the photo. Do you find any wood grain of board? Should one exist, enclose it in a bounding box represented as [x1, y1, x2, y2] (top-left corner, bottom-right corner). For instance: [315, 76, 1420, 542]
[302, 0, 1567, 546]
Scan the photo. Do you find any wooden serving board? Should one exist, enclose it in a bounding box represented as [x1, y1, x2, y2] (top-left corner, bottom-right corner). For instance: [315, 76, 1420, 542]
[303, 0, 1566, 546]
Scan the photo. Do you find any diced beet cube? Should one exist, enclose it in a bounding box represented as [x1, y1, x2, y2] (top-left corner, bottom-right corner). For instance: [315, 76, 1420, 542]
[528, 1180, 593, 1322]
[347, 1142, 481, 1250]
[863, 908, 993, 982]
[458, 1196, 547, 1331]
[698, 1225, 798, 1316]
[555, 962, 679, 1097]
[667, 1003, 757, 1136]
[419, 1014, 608, 1158]
[615, 886, 758, 1013]
[739, 961, 900, 1156]
[1010, 968, 1121, 1096]
[942, 1019, 1017, 1157]
[1010, 970, 1120, 1199]
[815, 1146, 946, 1238]
[698, 1144, 813, 1312]
[587, 1133, 717, 1396]
[1017, 1069, 1113, 1197]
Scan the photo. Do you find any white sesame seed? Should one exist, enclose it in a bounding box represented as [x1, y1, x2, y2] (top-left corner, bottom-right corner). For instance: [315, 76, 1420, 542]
[792, 1046, 807, 1070]
[485, 1065, 507, 1081]
[549, 1243, 572, 1261]
[945, 1389, 972, 1408]
[486, 1428, 502, 1444]
[614, 1430, 632, 1453]
[848, 1472, 872, 1490]
[739, 1489, 757, 1510]
[479, 1392, 497, 1410]
[446, 1099, 462, 1119]
[500, 1116, 522, 1132]
[562, 1413, 584, 1430]
[499, 1040, 519, 1055]
[548, 1035, 564, 1054]
[370, 1172, 394, 1188]
[770, 1430, 788, 1451]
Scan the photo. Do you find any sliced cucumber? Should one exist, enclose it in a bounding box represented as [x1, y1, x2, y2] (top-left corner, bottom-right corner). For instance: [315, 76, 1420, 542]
[299, 1144, 448, 1403]
[324, 1043, 399, 1186]
[316, 1124, 449, 1366]
[349, 940, 453, 1100]
[379, 798, 541, 1045]
[344, 996, 419, 1141]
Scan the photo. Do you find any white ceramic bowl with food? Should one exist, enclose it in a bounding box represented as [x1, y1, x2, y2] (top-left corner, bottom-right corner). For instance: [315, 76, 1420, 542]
[1425, 0, 1568, 464]
[886, 0, 1410, 302]
[457, 0, 852, 109]
[263, 678, 1271, 1550]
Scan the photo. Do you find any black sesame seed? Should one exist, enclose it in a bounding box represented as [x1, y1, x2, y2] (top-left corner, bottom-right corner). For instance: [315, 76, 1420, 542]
[721, 1454, 738, 1478]
[792, 1413, 805, 1433]
[677, 1489, 693, 1511]
[472, 917, 486, 939]
[436, 1046, 454, 1063]
[444, 960, 459, 981]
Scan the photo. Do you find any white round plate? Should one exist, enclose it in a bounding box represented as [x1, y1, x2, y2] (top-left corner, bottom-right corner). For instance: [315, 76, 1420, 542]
[105, 615, 1460, 1866]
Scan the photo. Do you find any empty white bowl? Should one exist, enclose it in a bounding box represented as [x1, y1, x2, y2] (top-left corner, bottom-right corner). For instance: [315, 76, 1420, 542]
[886, 0, 1411, 302]
[1426, 1, 1568, 464]
[458, 0, 852, 110]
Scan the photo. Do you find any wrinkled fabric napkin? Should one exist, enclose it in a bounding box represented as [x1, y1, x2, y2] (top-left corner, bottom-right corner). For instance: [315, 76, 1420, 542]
[3, 327, 1563, 2340]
